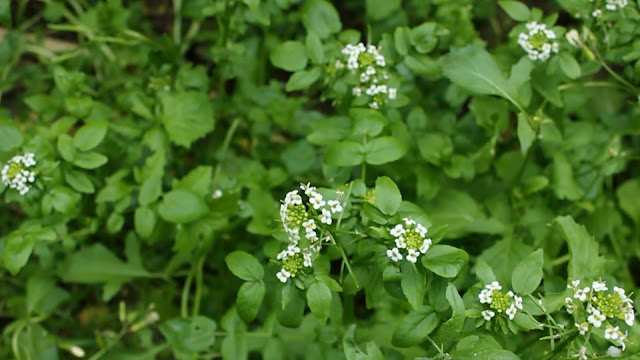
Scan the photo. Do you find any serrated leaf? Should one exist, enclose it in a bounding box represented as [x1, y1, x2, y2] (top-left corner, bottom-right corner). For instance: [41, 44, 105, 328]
[554, 216, 606, 281]
[160, 92, 215, 148]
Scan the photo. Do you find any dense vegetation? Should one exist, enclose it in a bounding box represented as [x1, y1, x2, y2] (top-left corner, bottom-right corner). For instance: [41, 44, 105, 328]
[1, 0, 640, 359]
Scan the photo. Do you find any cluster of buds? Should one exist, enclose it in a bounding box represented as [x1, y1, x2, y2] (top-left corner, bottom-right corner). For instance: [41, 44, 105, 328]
[565, 279, 635, 350]
[276, 183, 344, 283]
[478, 281, 523, 321]
[386, 217, 431, 263]
[517, 22, 559, 61]
[605, 0, 628, 11]
[334, 43, 397, 109]
[1, 152, 37, 195]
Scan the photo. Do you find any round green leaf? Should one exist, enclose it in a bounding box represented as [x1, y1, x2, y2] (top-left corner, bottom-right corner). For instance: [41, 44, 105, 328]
[270, 41, 308, 72]
[391, 305, 439, 348]
[0, 118, 23, 152]
[307, 281, 331, 323]
[73, 120, 108, 151]
[237, 281, 265, 322]
[324, 141, 364, 167]
[498, 1, 530, 21]
[302, 0, 341, 39]
[422, 245, 469, 278]
[225, 251, 264, 281]
[375, 176, 402, 216]
[363, 137, 407, 165]
[158, 189, 209, 224]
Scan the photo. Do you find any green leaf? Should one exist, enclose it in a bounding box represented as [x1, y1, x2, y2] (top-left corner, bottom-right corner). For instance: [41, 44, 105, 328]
[366, 0, 400, 21]
[3, 234, 35, 275]
[57, 134, 76, 161]
[498, 1, 530, 21]
[401, 262, 425, 310]
[270, 41, 308, 72]
[160, 316, 217, 356]
[411, 23, 438, 54]
[0, 118, 23, 152]
[554, 216, 606, 281]
[512, 248, 543, 294]
[441, 45, 520, 108]
[375, 176, 402, 216]
[305, 32, 324, 64]
[285, 68, 322, 91]
[552, 152, 582, 200]
[422, 245, 469, 278]
[72, 151, 108, 169]
[160, 91, 215, 148]
[517, 113, 535, 154]
[60, 244, 152, 283]
[139, 174, 162, 206]
[404, 55, 441, 76]
[432, 283, 466, 349]
[324, 141, 364, 167]
[173, 166, 212, 197]
[0, 1, 10, 26]
[134, 207, 156, 239]
[418, 133, 453, 165]
[221, 332, 247, 360]
[302, 0, 341, 39]
[343, 324, 361, 360]
[391, 305, 439, 347]
[277, 288, 304, 328]
[475, 258, 496, 284]
[394, 27, 411, 56]
[559, 52, 581, 79]
[237, 281, 265, 322]
[363, 136, 407, 165]
[158, 189, 209, 224]
[73, 120, 108, 151]
[617, 179, 640, 225]
[307, 281, 332, 323]
[225, 251, 264, 281]
[350, 108, 386, 137]
[64, 170, 95, 193]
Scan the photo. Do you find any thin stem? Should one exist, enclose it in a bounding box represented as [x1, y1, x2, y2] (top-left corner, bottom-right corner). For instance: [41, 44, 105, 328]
[328, 232, 360, 288]
[192, 255, 205, 317]
[173, 0, 183, 45]
[589, 42, 640, 94]
[336, 182, 353, 230]
[181, 263, 195, 318]
[212, 117, 241, 185]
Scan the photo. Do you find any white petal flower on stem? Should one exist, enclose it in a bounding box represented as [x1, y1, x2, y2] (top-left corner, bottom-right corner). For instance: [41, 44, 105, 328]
[588, 310, 606, 328]
[320, 208, 332, 225]
[328, 200, 343, 213]
[576, 322, 589, 335]
[276, 269, 291, 283]
[573, 346, 588, 360]
[514, 295, 523, 310]
[390, 224, 405, 237]
[592, 280, 608, 292]
[395, 237, 407, 249]
[419, 239, 431, 254]
[479, 289, 493, 304]
[506, 304, 517, 320]
[624, 308, 635, 326]
[387, 247, 403, 262]
[481, 310, 495, 321]
[406, 249, 418, 263]
[605, 326, 620, 340]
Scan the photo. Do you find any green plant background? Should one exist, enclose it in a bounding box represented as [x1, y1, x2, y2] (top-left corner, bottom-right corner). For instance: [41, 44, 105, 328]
[1, 0, 640, 359]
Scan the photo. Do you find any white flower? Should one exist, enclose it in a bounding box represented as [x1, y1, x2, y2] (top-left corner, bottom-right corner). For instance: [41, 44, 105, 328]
[388, 88, 397, 100]
[419, 239, 431, 254]
[69, 345, 85, 358]
[606, 346, 622, 357]
[309, 195, 325, 210]
[328, 200, 343, 213]
[605, 326, 620, 340]
[403, 217, 416, 226]
[569, 279, 580, 290]
[369, 101, 379, 109]
[486, 281, 502, 291]
[366, 84, 378, 96]
[506, 304, 517, 320]
[360, 73, 370, 83]
[592, 280, 608, 292]
[390, 224, 405, 237]
[352, 87, 362, 96]
[565, 297, 577, 314]
[574, 287, 590, 302]
[576, 322, 589, 335]
[320, 208, 332, 225]
[481, 310, 495, 321]
[588, 309, 606, 328]
[415, 224, 428, 237]
[387, 247, 403, 262]
[212, 189, 223, 199]
[624, 308, 635, 326]
[406, 249, 418, 263]
[2, 152, 37, 196]
[565, 29, 581, 48]
[276, 269, 291, 283]
[573, 346, 588, 360]
[593, 9, 602, 17]
[366, 66, 376, 75]
[395, 237, 407, 249]
[302, 219, 316, 233]
[303, 252, 313, 267]
[514, 295, 523, 310]
[479, 289, 493, 304]
[518, 22, 559, 62]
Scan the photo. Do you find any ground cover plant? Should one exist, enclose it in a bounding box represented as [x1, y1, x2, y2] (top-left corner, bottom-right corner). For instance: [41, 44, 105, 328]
[1, 0, 640, 359]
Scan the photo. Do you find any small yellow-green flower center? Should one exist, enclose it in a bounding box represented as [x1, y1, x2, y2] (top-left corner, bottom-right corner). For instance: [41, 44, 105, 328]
[405, 230, 422, 251]
[595, 293, 624, 318]
[359, 52, 375, 67]
[285, 204, 308, 227]
[529, 33, 549, 50]
[282, 254, 304, 276]
[490, 290, 512, 312]
[5, 162, 23, 179]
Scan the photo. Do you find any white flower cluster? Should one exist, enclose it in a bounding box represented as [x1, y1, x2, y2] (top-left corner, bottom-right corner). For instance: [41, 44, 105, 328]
[386, 217, 431, 263]
[478, 281, 523, 321]
[336, 43, 397, 110]
[606, 0, 628, 11]
[565, 279, 635, 350]
[275, 183, 344, 283]
[1, 153, 37, 195]
[517, 22, 559, 61]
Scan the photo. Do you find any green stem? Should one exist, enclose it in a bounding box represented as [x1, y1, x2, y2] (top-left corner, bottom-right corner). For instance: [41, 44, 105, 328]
[590, 42, 640, 94]
[181, 263, 195, 318]
[328, 233, 360, 288]
[192, 256, 205, 317]
[212, 117, 241, 185]
[173, 0, 183, 45]
[336, 182, 353, 230]
[540, 332, 579, 360]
